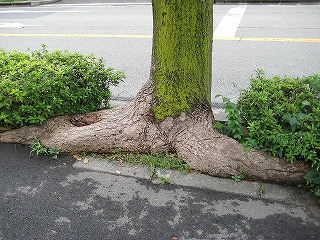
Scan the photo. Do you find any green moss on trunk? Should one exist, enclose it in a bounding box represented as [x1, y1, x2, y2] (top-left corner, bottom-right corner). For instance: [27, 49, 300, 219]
[152, 0, 213, 122]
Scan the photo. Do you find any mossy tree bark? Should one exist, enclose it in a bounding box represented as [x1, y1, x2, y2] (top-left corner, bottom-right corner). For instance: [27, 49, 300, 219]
[0, 0, 309, 184]
[152, 0, 213, 121]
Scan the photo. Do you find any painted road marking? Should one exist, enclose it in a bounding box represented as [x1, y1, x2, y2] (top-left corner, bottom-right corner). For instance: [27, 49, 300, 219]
[213, 6, 247, 37]
[213, 36, 320, 43]
[0, 33, 319, 43]
[0, 23, 44, 28]
[0, 10, 90, 13]
[0, 33, 152, 38]
[48, 3, 152, 6]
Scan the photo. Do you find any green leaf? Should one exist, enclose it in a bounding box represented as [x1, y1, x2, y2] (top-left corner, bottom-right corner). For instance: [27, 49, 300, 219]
[302, 100, 310, 106]
[314, 189, 320, 197]
[283, 114, 299, 126]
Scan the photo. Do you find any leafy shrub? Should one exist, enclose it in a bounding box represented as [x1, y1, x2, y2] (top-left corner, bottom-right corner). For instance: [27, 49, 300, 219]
[215, 70, 320, 198]
[237, 70, 320, 198]
[238, 71, 320, 167]
[0, 45, 124, 128]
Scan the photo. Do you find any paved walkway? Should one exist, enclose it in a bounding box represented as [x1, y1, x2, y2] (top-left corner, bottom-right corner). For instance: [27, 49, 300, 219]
[1, 143, 320, 239]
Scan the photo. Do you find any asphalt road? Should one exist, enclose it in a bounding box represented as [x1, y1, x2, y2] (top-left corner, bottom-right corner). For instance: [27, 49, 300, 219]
[1, 142, 320, 240]
[0, 3, 319, 104]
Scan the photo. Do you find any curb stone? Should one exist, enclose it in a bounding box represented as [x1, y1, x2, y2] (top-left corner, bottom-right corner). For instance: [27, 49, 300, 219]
[74, 156, 320, 209]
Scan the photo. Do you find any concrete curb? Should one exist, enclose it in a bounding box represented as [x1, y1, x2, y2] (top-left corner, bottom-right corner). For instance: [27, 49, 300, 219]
[74, 156, 319, 207]
[0, 0, 59, 7]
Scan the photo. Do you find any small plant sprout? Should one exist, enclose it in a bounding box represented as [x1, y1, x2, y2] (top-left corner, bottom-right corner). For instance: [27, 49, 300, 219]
[30, 139, 48, 156]
[48, 147, 61, 159]
[149, 164, 157, 180]
[257, 183, 265, 198]
[231, 170, 245, 182]
[30, 138, 60, 159]
[160, 176, 173, 185]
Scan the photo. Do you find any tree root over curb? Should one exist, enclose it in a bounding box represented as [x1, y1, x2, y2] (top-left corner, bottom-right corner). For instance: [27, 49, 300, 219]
[0, 81, 309, 185]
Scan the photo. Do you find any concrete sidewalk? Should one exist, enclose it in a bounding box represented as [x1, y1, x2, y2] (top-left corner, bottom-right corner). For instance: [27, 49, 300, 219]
[1, 142, 320, 239]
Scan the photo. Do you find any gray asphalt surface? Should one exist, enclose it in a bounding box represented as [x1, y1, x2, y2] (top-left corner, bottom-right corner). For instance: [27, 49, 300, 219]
[1, 142, 320, 239]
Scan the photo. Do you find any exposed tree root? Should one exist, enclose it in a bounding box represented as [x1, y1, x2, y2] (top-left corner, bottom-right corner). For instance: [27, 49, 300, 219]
[159, 103, 309, 184]
[0, 81, 169, 154]
[0, 80, 309, 184]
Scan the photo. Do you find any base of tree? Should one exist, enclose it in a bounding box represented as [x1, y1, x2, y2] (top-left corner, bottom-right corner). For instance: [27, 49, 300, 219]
[0, 81, 309, 185]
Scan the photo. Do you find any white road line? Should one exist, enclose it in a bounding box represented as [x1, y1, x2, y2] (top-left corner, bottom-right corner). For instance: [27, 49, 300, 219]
[213, 6, 247, 37]
[0, 23, 43, 28]
[48, 3, 152, 7]
[0, 23, 24, 28]
[0, 10, 90, 13]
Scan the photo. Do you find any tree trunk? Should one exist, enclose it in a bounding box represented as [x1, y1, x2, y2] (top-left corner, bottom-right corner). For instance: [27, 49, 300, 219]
[151, 0, 213, 122]
[0, 0, 309, 184]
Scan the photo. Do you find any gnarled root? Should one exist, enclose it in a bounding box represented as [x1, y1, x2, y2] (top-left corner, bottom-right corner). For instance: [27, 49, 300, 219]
[168, 107, 309, 184]
[0, 81, 169, 154]
[0, 81, 309, 184]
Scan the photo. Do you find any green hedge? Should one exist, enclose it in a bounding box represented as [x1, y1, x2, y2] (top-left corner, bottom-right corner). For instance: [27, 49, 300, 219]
[238, 71, 320, 169]
[238, 70, 320, 197]
[216, 70, 320, 198]
[0, 46, 124, 129]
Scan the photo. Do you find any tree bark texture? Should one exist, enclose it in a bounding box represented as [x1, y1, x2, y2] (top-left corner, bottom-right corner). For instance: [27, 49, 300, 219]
[152, 0, 213, 122]
[0, 0, 309, 184]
